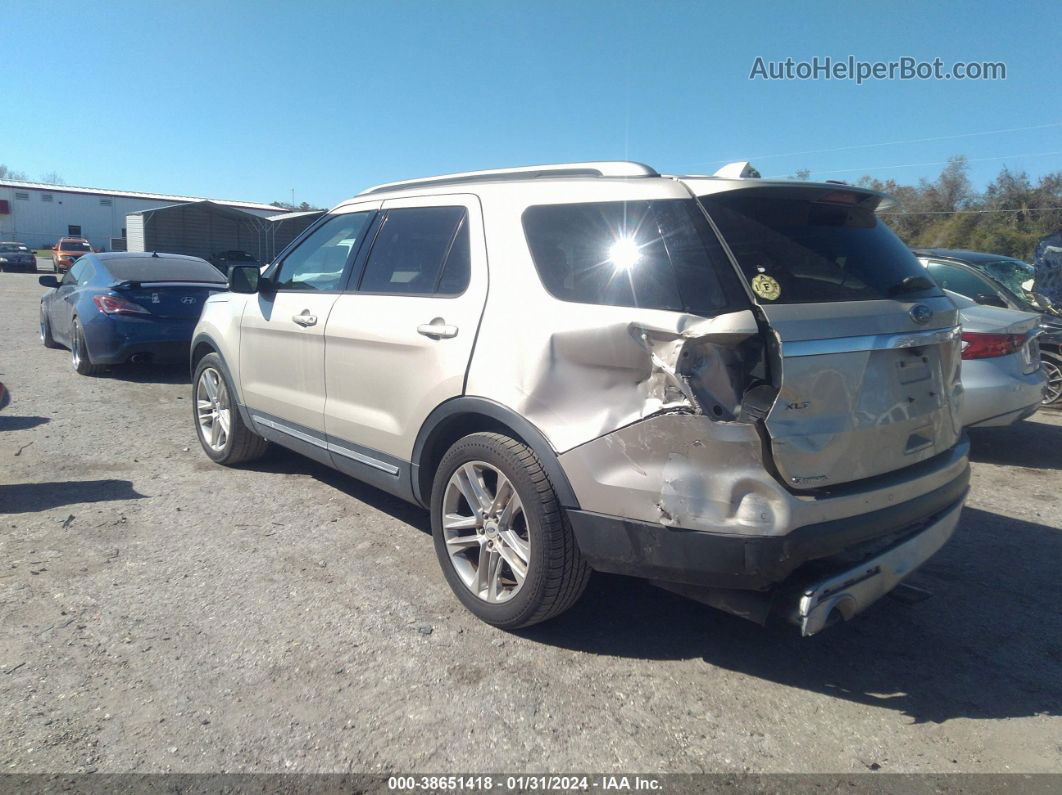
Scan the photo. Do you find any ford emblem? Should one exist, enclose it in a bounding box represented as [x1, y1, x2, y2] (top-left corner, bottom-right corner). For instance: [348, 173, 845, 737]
[910, 304, 932, 324]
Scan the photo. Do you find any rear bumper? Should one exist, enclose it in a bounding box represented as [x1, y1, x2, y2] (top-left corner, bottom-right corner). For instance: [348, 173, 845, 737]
[82, 315, 195, 364]
[961, 356, 1045, 427]
[794, 497, 962, 635]
[566, 465, 969, 592]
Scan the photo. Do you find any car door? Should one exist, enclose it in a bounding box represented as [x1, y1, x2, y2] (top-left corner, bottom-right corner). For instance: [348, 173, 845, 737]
[238, 204, 379, 442]
[323, 194, 487, 482]
[48, 258, 91, 345]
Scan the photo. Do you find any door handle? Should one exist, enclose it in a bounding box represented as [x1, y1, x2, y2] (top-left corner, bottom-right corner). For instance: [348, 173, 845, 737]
[417, 318, 459, 339]
[292, 310, 317, 327]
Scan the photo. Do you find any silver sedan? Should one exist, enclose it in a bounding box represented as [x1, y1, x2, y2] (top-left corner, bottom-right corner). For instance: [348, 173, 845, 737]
[950, 291, 1046, 427]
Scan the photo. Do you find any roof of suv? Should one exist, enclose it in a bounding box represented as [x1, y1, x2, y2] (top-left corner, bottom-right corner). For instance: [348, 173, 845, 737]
[337, 160, 889, 209]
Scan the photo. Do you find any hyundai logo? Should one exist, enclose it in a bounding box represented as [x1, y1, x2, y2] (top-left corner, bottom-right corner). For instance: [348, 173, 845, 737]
[181, 297, 197, 305]
[909, 304, 932, 324]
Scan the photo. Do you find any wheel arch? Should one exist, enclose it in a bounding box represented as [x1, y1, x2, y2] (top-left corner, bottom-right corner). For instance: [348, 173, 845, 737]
[190, 332, 220, 379]
[189, 334, 254, 428]
[411, 397, 580, 510]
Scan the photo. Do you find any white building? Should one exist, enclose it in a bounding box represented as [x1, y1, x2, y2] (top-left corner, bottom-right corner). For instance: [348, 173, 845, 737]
[0, 179, 282, 251]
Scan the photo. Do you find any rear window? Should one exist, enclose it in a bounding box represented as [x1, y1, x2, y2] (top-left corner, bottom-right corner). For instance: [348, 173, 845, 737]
[103, 256, 227, 283]
[699, 190, 941, 304]
[522, 199, 746, 315]
[61, 241, 91, 252]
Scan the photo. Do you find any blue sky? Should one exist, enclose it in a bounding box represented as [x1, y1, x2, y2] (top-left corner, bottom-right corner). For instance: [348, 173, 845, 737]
[4, 0, 1060, 207]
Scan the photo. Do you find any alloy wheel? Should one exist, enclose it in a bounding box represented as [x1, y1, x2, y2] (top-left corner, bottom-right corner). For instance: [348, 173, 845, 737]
[71, 325, 82, 370]
[1043, 358, 1062, 405]
[441, 461, 531, 603]
[196, 367, 231, 452]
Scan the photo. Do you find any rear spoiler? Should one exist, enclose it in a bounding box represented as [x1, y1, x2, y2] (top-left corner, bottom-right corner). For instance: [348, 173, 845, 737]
[114, 280, 227, 289]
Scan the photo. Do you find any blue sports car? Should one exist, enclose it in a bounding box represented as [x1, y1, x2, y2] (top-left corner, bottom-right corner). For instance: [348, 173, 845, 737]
[39, 252, 227, 375]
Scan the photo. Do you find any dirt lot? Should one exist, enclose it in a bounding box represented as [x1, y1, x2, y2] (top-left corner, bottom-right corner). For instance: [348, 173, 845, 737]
[1, 265, 1060, 775]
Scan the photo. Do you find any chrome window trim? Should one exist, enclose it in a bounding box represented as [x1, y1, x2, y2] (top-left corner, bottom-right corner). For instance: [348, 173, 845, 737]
[783, 326, 960, 358]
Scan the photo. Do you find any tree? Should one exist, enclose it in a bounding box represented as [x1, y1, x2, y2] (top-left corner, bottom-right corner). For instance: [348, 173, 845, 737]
[39, 171, 65, 185]
[0, 164, 28, 181]
[868, 157, 1062, 260]
[270, 199, 322, 212]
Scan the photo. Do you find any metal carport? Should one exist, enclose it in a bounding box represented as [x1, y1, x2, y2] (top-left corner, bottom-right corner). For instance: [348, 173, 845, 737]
[126, 201, 323, 263]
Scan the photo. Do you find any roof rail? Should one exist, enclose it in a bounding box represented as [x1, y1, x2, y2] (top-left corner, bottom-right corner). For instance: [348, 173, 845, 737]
[357, 161, 658, 196]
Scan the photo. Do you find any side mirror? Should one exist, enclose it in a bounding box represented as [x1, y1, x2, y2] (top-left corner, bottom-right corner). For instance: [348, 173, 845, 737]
[974, 293, 1007, 308]
[38, 275, 60, 288]
[51, 246, 57, 251]
[228, 264, 261, 294]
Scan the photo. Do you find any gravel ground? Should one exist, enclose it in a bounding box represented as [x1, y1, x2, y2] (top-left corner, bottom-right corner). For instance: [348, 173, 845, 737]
[1, 265, 1060, 775]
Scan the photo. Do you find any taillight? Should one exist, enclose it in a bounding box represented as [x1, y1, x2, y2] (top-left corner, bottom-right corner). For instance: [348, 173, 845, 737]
[93, 295, 149, 315]
[961, 331, 1025, 359]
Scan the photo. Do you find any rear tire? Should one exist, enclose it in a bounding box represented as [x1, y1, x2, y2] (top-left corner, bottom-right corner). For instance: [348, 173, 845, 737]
[431, 432, 590, 629]
[39, 310, 60, 349]
[70, 318, 103, 376]
[193, 352, 269, 465]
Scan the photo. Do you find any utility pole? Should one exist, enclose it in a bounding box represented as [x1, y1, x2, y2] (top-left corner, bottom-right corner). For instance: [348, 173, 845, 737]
[291, 188, 295, 209]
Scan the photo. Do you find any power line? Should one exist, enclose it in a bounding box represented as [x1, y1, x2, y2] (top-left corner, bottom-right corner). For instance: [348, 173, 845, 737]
[881, 206, 1062, 216]
[689, 121, 1062, 167]
[767, 149, 1062, 179]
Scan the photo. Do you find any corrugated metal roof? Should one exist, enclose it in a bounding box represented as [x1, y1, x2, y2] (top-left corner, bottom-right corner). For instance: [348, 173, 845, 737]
[0, 178, 279, 212]
[127, 200, 270, 222]
[267, 210, 325, 221]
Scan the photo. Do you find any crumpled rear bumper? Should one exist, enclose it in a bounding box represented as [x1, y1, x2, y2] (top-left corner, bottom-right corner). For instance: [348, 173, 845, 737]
[565, 467, 968, 592]
[793, 496, 963, 635]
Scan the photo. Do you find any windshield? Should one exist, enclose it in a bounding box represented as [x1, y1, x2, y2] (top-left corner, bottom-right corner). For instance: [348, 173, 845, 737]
[979, 258, 1058, 313]
[0, 244, 26, 253]
[699, 190, 941, 304]
[61, 241, 91, 252]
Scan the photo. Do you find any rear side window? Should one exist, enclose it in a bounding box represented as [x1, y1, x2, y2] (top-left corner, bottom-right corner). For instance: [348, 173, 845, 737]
[700, 190, 942, 304]
[358, 207, 469, 295]
[926, 262, 996, 299]
[522, 199, 746, 315]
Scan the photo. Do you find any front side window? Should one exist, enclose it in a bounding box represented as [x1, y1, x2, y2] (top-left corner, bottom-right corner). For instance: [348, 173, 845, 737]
[274, 211, 374, 292]
[358, 206, 469, 295]
[700, 190, 942, 304]
[522, 199, 746, 315]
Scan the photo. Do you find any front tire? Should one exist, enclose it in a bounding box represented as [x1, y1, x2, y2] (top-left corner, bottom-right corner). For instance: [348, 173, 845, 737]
[431, 432, 590, 629]
[193, 353, 269, 465]
[70, 318, 103, 375]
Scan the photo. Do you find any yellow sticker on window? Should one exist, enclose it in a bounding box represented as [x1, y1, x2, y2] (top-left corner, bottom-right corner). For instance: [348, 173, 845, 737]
[751, 274, 781, 301]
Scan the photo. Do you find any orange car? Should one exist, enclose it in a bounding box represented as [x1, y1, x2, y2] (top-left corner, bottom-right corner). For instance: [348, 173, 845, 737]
[51, 237, 94, 273]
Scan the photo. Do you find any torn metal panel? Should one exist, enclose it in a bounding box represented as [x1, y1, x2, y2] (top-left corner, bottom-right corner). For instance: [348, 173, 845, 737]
[469, 307, 764, 454]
